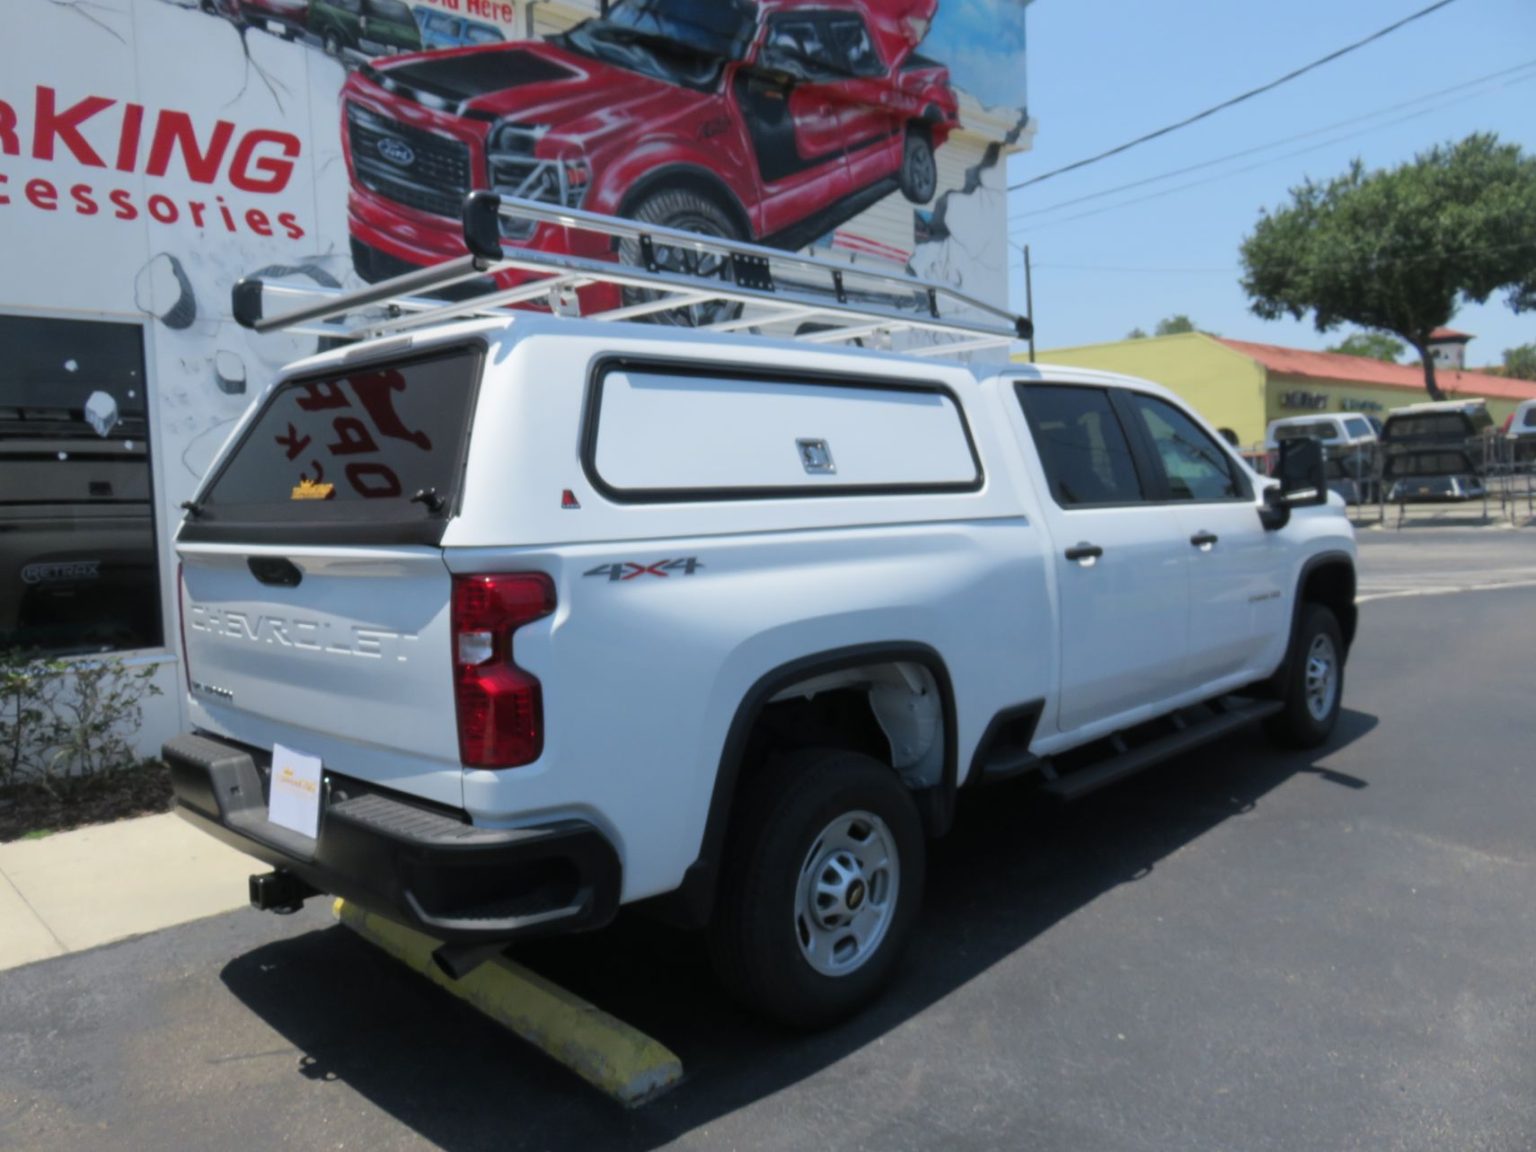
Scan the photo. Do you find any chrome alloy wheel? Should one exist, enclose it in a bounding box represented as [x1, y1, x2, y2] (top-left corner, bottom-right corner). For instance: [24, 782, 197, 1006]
[1304, 632, 1339, 722]
[794, 811, 899, 977]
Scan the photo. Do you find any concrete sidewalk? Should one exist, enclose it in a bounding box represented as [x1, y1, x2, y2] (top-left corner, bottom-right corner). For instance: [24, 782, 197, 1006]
[0, 813, 255, 972]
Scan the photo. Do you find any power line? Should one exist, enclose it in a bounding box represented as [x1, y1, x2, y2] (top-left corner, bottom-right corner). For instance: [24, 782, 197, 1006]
[1031, 264, 1236, 275]
[1018, 237, 1536, 274]
[1006, 71, 1536, 238]
[1011, 108, 1445, 234]
[1006, 0, 1464, 193]
[1007, 59, 1536, 225]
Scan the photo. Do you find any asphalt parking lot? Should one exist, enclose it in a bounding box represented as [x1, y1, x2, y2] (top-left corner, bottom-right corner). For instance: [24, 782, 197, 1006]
[3, 527, 1534, 1152]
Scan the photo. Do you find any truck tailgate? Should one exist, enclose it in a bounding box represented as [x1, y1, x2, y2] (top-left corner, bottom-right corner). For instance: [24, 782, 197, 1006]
[180, 543, 462, 808]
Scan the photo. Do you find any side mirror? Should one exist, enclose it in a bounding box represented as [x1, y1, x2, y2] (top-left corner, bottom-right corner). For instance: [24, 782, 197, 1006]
[758, 42, 815, 83]
[1278, 437, 1328, 507]
[1258, 485, 1290, 531]
[1258, 438, 1329, 531]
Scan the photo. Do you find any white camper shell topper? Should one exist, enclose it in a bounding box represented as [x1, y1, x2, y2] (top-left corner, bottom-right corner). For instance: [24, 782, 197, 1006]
[164, 194, 1358, 1029]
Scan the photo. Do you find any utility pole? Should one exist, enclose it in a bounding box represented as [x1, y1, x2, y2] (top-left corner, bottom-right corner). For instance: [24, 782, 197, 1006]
[1023, 244, 1036, 363]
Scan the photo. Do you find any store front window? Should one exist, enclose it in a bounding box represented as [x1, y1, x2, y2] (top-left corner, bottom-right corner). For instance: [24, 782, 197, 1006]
[0, 316, 162, 656]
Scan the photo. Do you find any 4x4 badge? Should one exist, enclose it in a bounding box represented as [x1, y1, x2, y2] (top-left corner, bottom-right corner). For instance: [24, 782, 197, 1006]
[584, 558, 703, 582]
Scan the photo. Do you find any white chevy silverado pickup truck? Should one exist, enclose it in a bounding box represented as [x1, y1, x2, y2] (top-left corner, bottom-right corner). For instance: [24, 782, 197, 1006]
[164, 195, 1356, 1029]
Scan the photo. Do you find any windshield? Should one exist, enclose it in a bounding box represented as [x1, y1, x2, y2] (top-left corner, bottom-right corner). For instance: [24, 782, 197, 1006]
[559, 0, 755, 88]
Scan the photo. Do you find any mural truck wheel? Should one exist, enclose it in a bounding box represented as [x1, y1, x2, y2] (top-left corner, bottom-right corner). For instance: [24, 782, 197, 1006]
[899, 128, 938, 205]
[618, 189, 744, 328]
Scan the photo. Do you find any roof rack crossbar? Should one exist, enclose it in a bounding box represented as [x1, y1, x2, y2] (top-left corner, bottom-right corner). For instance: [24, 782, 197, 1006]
[361, 272, 588, 337]
[587, 290, 718, 324]
[799, 321, 905, 345]
[707, 305, 828, 333]
[232, 192, 1033, 353]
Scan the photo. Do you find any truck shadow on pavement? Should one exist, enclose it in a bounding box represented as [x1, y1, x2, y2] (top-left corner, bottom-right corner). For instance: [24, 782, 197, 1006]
[220, 710, 1376, 1151]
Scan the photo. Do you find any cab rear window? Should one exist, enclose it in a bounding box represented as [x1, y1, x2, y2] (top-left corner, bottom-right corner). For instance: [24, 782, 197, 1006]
[183, 345, 480, 544]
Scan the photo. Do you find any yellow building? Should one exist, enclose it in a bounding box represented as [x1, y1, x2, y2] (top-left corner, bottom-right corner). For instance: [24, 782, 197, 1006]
[1026, 332, 1536, 449]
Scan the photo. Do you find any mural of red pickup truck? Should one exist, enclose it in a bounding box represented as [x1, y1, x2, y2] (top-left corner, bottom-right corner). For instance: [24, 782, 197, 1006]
[341, 0, 957, 294]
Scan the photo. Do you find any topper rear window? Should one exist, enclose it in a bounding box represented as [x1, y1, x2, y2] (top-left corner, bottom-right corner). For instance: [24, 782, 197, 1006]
[182, 345, 481, 545]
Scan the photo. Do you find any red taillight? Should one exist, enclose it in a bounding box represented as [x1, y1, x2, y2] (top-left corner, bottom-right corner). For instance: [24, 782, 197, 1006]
[451, 573, 556, 769]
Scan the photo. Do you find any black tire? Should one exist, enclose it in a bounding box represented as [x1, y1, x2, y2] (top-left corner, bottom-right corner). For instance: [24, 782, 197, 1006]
[899, 127, 937, 204]
[708, 747, 925, 1030]
[1264, 602, 1344, 749]
[323, 29, 342, 57]
[617, 188, 744, 327]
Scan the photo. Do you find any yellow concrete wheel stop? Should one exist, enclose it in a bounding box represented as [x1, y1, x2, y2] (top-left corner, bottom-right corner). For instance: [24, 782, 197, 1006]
[332, 899, 683, 1107]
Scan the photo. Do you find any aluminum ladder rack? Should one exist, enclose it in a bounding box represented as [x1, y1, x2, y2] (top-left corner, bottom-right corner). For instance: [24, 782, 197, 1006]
[232, 192, 1031, 357]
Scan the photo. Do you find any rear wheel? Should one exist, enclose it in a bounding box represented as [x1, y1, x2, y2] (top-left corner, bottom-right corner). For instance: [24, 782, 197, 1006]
[323, 29, 342, 56]
[617, 188, 744, 327]
[708, 747, 925, 1030]
[899, 127, 937, 204]
[1264, 603, 1344, 749]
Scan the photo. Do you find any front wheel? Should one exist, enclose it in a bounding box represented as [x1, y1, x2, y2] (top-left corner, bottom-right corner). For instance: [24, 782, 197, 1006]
[708, 748, 925, 1030]
[1264, 603, 1344, 749]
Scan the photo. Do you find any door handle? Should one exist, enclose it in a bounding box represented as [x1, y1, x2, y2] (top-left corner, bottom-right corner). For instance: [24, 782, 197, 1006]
[1064, 543, 1103, 563]
[1190, 532, 1219, 550]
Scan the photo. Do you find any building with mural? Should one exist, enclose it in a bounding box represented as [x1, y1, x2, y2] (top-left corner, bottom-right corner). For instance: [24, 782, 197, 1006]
[0, 0, 1035, 754]
[1031, 331, 1536, 451]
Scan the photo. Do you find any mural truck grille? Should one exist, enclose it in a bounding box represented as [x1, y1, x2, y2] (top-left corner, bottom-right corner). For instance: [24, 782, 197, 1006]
[346, 103, 471, 219]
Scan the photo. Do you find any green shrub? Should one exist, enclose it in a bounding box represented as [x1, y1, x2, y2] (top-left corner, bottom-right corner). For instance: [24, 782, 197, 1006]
[0, 651, 162, 795]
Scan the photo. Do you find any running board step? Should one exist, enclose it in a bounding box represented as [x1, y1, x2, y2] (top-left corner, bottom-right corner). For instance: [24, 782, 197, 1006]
[1042, 700, 1284, 802]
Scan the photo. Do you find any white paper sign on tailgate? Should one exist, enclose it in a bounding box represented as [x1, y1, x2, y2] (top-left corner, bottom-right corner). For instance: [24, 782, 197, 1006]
[269, 744, 322, 839]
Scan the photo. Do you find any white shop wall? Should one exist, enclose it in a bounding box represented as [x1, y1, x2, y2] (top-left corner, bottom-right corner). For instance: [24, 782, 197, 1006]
[2, 2, 353, 756]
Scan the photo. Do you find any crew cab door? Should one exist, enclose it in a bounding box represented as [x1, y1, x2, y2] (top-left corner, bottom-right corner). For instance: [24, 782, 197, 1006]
[1119, 390, 1287, 688]
[821, 12, 906, 193]
[1012, 383, 1190, 735]
[736, 10, 853, 230]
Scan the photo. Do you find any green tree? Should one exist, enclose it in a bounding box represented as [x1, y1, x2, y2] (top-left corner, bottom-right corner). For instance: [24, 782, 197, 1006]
[1503, 342, 1536, 381]
[1154, 314, 1198, 336]
[1126, 326, 1149, 340]
[1326, 331, 1405, 362]
[1240, 133, 1536, 401]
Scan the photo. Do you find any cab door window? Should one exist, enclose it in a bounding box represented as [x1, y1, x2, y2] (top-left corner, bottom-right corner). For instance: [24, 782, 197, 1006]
[762, 15, 840, 80]
[1016, 384, 1146, 507]
[826, 16, 883, 77]
[1128, 393, 1247, 502]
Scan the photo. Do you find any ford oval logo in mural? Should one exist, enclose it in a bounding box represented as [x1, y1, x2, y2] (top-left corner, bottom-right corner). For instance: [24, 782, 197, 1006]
[376, 137, 415, 168]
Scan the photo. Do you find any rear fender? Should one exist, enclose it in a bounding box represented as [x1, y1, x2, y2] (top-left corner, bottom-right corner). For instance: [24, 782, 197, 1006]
[650, 642, 956, 928]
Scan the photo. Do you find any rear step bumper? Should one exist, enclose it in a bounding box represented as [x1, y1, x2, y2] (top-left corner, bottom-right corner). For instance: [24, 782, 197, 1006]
[163, 732, 621, 944]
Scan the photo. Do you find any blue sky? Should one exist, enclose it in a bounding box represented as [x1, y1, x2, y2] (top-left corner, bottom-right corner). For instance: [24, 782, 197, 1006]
[925, 0, 1030, 109]
[1007, 0, 1536, 368]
